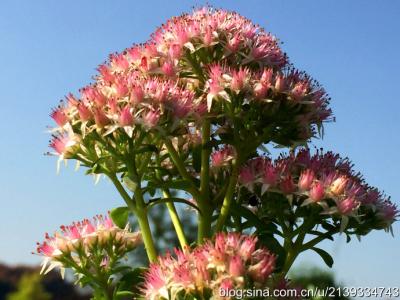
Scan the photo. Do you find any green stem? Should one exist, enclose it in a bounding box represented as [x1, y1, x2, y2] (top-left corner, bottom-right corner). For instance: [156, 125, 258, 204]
[301, 228, 340, 250]
[198, 120, 213, 243]
[134, 185, 158, 262]
[154, 152, 188, 248]
[281, 220, 339, 275]
[163, 190, 189, 248]
[200, 120, 211, 203]
[215, 157, 240, 232]
[107, 173, 136, 213]
[163, 138, 203, 201]
[125, 156, 158, 262]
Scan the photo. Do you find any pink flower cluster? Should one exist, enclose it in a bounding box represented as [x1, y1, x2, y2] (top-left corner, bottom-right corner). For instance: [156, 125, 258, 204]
[211, 145, 235, 168]
[206, 65, 331, 122]
[143, 232, 275, 300]
[48, 7, 332, 158]
[239, 149, 398, 227]
[35, 214, 142, 274]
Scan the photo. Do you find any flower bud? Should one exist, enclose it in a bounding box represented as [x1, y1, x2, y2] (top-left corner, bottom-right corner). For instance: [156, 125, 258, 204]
[229, 255, 245, 277]
[337, 197, 359, 215]
[309, 181, 325, 202]
[330, 176, 348, 196]
[239, 167, 255, 185]
[280, 176, 296, 194]
[128, 88, 142, 106]
[119, 107, 134, 126]
[298, 169, 315, 191]
[50, 108, 68, 126]
[77, 103, 92, 121]
[93, 109, 110, 128]
[263, 163, 278, 186]
[274, 75, 286, 92]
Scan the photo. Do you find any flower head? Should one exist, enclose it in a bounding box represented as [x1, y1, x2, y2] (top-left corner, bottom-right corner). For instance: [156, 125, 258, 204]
[35, 213, 142, 275]
[239, 149, 397, 230]
[142, 232, 275, 299]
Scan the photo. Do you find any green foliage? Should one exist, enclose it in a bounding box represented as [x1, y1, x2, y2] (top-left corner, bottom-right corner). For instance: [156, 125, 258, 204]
[7, 273, 51, 300]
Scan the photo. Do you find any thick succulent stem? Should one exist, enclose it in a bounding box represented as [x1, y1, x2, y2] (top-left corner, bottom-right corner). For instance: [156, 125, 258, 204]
[198, 120, 213, 242]
[215, 157, 240, 232]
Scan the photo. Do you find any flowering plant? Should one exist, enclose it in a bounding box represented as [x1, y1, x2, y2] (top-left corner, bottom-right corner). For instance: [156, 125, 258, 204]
[37, 7, 397, 300]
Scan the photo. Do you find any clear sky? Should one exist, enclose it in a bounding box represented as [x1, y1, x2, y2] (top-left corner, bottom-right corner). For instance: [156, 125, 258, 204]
[0, 0, 399, 293]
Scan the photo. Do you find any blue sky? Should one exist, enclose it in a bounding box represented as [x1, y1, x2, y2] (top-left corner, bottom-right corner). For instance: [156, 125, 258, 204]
[0, 0, 399, 292]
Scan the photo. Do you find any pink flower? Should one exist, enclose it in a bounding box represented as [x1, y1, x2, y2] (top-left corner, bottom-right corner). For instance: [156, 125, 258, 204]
[97, 64, 115, 83]
[247, 250, 276, 283]
[81, 86, 107, 107]
[363, 189, 380, 205]
[168, 43, 182, 60]
[263, 162, 278, 186]
[378, 200, 398, 224]
[253, 81, 270, 99]
[329, 176, 348, 196]
[230, 68, 248, 91]
[143, 110, 160, 128]
[226, 34, 241, 52]
[130, 85, 144, 104]
[203, 27, 214, 46]
[93, 109, 110, 128]
[35, 213, 142, 275]
[298, 169, 315, 191]
[291, 81, 309, 101]
[49, 134, 77, 157]
[274, 74, 286, 92]
[238, 236, 256, 260]
[229, 255, 245, 277]
[211, 146, 235, 167]
[108, 98, 118, 115]
[66, 93, 79, 107]
[119, 107, 134, 127]
[77, 103, 92, 121]
[280, 176, 296, 194]
[114, 78, 129, 97]
[142, 233, 275, 299]
[261, 68, 273, 84]
[161, 61, 176, 77]
[337, 197, 359, 215]
[309, 181, 325, 202]
[50, 108, 68, 127]
[110, 53, 129, 71]
[239, 167, 255, 185]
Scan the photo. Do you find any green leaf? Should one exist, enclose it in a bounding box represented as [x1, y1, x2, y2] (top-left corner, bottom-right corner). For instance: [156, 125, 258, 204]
[147, 197, 200, 214]
[134, 144, 158, 154]
[152, 179, 193, 192]
[192, 144, 202, 173]
[117, 268, 147, 299]
[257, 232, 286, 271]
[115, 291, 134, 299]
[311, 247, 334, 268]
[110, 207, 129, 229]
[230, 202, 265, 230]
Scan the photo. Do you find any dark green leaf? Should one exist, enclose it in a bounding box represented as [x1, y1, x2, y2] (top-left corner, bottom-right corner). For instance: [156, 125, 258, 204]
[159, 179, 193, 191]
[147, 197, 200, 214]
[134, 144, 158, 154]
[115, 291, 134, 300]
[311, 247, 334, 268]
[117, 268, 147, 299]
[192, 145, 202, 173]
[110, 207, 129, 229]
[230, 202, 265, 230]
